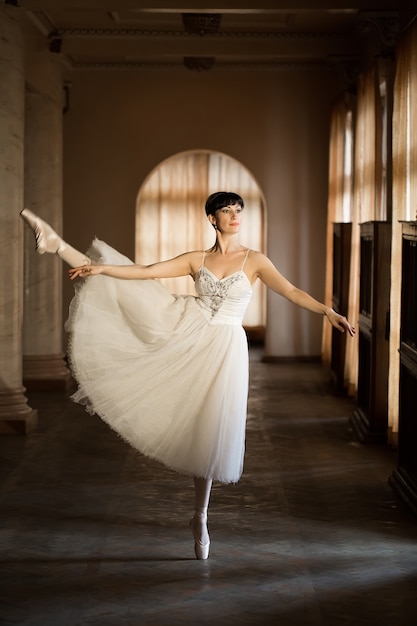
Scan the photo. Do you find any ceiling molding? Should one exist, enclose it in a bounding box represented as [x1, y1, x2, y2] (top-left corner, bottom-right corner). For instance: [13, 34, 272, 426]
[52, 27, 348, 41]
[64, 56, 340, 71]
[23, 5, 394, 71]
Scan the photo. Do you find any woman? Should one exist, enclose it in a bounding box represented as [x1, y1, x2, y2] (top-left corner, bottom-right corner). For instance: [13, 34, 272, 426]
[21, 192, 355, 560]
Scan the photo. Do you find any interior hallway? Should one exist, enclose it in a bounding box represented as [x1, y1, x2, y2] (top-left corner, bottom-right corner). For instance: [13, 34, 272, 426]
[1, 350, 416, 626]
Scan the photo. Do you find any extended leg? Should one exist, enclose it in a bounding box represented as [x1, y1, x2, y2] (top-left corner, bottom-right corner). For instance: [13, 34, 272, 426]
[191, 476, 212, 560]
[21, 208, 91, 268]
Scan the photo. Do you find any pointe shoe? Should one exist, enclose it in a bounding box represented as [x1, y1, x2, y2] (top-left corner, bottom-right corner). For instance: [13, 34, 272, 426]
[190, 512, 210, 560]
[20, 208, 62, 255]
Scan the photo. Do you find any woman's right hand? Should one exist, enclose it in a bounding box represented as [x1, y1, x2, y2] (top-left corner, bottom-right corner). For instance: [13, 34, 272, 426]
[68, 264, 103, 280]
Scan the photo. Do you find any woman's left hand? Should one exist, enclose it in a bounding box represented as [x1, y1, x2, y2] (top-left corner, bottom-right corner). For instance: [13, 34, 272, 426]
[68, 264, 103, 280]
[326, 309, 356, 337]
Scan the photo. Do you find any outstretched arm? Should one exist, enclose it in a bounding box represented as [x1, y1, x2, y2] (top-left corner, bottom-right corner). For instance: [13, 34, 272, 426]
[254, 253, 355, 336]
[68, 251, 197, 281]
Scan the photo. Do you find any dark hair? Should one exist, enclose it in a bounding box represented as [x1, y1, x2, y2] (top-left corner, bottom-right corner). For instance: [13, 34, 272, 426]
[205, 191, 244, 216]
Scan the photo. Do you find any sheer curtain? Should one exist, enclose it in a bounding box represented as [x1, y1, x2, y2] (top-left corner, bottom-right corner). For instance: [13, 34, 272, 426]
[355, 65, 380, 224]
[324, 60, 391, 392]
[342, 69, 377, 396]
[135, 152, 209, 297]
[388, 19, 417, 441]
[135, 151, 265, 328]
[322, 94, 354, 364]
[344, 60, 391, 395]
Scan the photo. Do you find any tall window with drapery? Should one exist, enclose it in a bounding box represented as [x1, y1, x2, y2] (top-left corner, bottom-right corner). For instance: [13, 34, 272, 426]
[345, 59, 394, 396]
[388, 18, 417, 442]
[324, 57, 393, 394]
[322, 94, 354, 366]
[135, 150, 266, 330]
[343, 68, 378, 397]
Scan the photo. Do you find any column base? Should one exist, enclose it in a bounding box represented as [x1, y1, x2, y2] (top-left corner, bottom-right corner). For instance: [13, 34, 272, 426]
[389, 467, 417, 517]
[349, 406, 387, 443]
[0, 387, 38, 435]
[23, 354, 72, 391]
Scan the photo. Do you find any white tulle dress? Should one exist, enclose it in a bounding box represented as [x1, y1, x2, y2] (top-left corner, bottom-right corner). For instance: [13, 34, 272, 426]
[65, 239, 253, 484]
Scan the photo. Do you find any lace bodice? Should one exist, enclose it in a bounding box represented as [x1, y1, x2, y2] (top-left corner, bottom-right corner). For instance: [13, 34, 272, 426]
[194, 252, 253, 325]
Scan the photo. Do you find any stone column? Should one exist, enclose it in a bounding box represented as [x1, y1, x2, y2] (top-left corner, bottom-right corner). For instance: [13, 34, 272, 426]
[0, 5, 37, 434]
[22, 54, 71, 390]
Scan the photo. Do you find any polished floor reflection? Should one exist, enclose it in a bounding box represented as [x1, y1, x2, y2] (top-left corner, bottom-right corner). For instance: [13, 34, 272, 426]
[1, 351, 416, 625]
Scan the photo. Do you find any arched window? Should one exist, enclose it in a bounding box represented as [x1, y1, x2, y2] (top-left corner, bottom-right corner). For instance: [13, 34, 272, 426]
[135, 150, 266, 329]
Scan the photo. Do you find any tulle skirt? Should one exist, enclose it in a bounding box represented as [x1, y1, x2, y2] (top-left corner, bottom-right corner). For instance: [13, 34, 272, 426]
[65, 239, 249, 483]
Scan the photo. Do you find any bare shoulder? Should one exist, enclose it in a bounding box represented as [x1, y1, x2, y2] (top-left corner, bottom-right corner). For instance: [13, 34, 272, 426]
[184, 249, 206, 274]
[246, 250, 273, 271]
[246, 249, 267, 261]
[173, 250, 203, 262]
[152, 250, 204, 277]
[242, 250, 276, 284]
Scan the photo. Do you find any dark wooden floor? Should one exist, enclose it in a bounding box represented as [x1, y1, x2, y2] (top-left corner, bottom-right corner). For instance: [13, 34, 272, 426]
[1, 351, 417, 626]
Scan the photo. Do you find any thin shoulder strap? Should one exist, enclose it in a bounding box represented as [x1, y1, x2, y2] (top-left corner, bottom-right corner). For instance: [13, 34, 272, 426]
[201, 250, 206, 267]
[241, 248, 250, 270]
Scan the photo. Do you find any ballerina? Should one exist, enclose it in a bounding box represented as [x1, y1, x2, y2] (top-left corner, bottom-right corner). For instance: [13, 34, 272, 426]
[21, 192, 354, 560]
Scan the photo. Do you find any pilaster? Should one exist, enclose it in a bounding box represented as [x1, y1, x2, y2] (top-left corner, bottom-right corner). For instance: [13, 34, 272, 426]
[0, 4, 37, 434]
[23, 52, 71, 390]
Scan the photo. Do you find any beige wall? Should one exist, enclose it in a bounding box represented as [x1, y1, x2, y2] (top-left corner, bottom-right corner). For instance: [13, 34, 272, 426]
[61, 65, 339, 357]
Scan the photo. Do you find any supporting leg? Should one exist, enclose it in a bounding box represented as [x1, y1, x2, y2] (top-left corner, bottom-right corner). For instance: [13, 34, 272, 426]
[20, 208, 91, 268]
[191, 476, 212, 559]
[194, 476, 212, 511]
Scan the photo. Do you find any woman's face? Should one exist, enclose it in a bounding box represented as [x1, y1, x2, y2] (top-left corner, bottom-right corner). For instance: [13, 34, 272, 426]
[212, 203, 244, 233]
